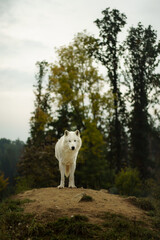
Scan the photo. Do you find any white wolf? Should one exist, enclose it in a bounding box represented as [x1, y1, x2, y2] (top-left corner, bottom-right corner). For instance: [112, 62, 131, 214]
[55, 130, 82, 188]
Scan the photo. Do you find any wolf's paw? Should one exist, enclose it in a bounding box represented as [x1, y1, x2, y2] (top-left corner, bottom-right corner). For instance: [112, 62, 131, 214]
[57, 185, 64, 189]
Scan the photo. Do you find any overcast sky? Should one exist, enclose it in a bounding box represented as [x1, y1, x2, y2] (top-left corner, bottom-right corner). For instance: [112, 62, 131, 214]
[0, 0, 160, 142]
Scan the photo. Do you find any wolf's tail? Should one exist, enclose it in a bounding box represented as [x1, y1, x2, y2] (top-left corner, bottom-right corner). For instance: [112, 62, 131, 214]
[65, 165, 70, 177]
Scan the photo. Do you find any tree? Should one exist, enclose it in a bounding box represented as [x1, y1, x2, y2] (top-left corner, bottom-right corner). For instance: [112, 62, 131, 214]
[17, 61, 59, 189]
[49, 32, 113, 131]
[0, 138, 24, 186]
[17, 144, 59, 189]
[30, 61, 52, 146]
[76, 120, 114, 189]
[115, 168, 142, 196]
[94, 8, 128, 172]
[0, 173, 8, 199]
[123, 23, 160, 178]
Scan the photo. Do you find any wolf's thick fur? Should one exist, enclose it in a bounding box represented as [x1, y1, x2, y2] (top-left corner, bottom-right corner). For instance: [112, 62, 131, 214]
[55, 130, 82, 188]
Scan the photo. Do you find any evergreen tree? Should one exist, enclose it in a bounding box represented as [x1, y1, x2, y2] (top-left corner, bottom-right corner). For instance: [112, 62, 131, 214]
[94, 8, 128, 172]
[17, 144, 59, 188]
[123, 23, 160, 178]
[0, 139, 24, 185]
[0, 173, 8, 199]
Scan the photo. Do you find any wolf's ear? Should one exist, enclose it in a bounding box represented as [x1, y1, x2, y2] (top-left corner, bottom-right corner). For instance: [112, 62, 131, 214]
[64, 130, 69, 136]
[75, 130, 80, 136]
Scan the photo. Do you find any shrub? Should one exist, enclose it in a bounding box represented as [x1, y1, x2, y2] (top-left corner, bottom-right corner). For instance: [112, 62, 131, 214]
[126, 196, 155, 211]
[0, 173, 8, 199]
[145, 178, 160, 200]
[15, 176, 34, 194]
[115, 168, 142, 196]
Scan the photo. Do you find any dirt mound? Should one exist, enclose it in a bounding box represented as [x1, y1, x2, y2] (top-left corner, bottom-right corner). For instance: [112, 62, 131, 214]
[15, 187, 149, 224]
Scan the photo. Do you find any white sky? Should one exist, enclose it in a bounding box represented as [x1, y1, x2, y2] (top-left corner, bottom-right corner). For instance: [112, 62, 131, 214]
[0, 0, 160, 142]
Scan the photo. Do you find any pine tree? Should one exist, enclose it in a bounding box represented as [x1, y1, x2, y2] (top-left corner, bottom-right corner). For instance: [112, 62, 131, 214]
[94, 8, 128, 172]
[0, 139, 24, 186]
[123, 23, 160, 178]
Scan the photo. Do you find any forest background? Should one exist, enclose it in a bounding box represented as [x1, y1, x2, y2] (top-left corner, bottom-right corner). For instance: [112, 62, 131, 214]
[0, 8, 160, 199]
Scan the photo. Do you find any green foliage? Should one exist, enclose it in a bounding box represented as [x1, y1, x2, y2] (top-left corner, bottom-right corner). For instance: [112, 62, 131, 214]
[123, 23, 160, 178]
[0, 199, 33, 240]
[18, 144, 59, 189]
[102, 212, 160, 240]
[0, 138, 24, 186]
[115, 168, 142, 196]
[49, 31, 112, 130]
[94, 8, 127, 67]
[0, 173, 8, 199]
[76, 120, 111, 189]
[81, 120, 105, 159]
[146, 179, 160, 200]
[94, 8, 129, 172]
[127, 197, 155, 211]
[48, 216, 101, 239]
[15, 176, 33, 194]
[0, 174, 8, 192]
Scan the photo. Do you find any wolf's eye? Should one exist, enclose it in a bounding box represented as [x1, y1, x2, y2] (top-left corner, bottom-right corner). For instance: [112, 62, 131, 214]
[74, 140, 76, 142]
[69, 140, 71, 142]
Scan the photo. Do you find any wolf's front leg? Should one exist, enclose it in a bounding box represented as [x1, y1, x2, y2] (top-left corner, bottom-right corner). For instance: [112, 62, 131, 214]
[68, 163, 76, 188]
[58, 163, 65, 189]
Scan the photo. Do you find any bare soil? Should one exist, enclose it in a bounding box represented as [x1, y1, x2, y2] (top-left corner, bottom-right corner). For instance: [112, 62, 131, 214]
[14, 187, 149, 224]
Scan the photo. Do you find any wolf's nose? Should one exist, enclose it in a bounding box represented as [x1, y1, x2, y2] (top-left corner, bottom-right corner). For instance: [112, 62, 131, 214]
[71, 146, 75, 150]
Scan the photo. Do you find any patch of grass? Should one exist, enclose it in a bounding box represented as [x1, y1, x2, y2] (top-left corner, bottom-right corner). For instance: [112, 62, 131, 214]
[0, 199, 34, 240]
[71, 215, 89, 222]
[0, 198, 160, 240]
[0, 199, 31, 213]
[126, 196, 160, 234]
[102, 212, 160, 240]
[47, 215, 101, 239]
[0, 199, 101, 240]
[126, 196, 155, 211]
[79, 194, 93, 202]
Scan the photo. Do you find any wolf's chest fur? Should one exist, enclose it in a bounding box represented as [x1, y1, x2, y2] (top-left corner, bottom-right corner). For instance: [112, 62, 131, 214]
[61, 148, 76, 165]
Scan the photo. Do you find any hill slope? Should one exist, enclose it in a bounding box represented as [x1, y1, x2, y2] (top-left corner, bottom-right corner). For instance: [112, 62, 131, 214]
[15, 187, 148, 224]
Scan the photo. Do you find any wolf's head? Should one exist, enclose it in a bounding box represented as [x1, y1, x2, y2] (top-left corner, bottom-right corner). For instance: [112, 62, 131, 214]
[64, 130, 81, 151]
